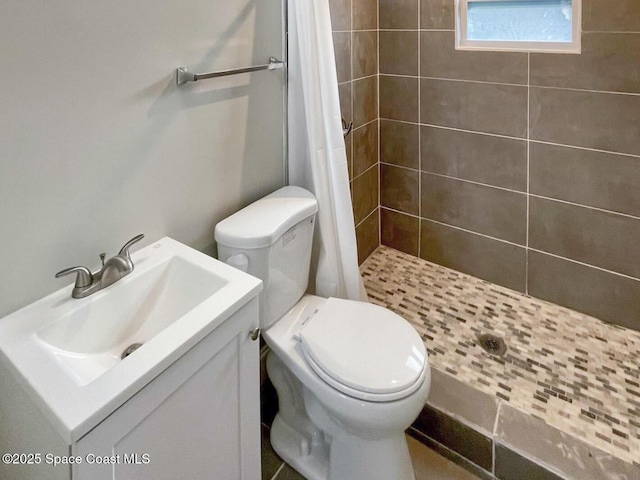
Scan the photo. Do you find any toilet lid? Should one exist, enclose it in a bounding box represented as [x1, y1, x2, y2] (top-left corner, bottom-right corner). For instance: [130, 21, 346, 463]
[298, 298, 427, 398]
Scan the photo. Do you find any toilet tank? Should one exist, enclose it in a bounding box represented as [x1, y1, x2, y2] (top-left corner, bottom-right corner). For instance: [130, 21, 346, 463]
[214, 186, 318, 329]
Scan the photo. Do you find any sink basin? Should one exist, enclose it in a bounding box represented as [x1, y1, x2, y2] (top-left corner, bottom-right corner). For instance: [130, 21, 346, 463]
[36, 256, 228, 385]
[0, 237, 262, 443]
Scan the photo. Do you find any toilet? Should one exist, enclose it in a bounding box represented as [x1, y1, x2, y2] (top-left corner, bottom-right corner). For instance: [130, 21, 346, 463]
[215, 186, 431, 480]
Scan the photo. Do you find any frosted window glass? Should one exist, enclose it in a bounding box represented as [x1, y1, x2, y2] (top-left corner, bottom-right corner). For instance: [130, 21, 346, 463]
[468, 0, 573, 42]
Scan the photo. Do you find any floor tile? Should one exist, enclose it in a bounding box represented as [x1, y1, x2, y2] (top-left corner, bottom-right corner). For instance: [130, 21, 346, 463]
[408, 436, 482, 480]
[262, 425, 284, 480]
[273, 463, 306, 480]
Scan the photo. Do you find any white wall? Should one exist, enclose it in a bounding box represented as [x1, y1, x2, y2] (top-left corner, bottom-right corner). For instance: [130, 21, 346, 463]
[0, 0, 285, 317]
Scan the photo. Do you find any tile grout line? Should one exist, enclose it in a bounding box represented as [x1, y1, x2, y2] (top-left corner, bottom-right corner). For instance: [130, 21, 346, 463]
[526, 52, 531, 295]
[351, 72, 379, 82]
[377, 0, 381, 248]
[269, 462, 285, 480]
[528, 247, 640, 283]
[380, 28, 456, 32]
[355, 204, 380, 229]
[380, 72, 527, 88]
[417, 4, 422, 259]
[381, 205, 640, 283]
[382, 164, 527, 194]
[352, 116, 378, 132]
[349, 0, 354, 183]
[492, 400, 503, 476]
[529, 193, 640, 221]
[582, 30, 640, 34]
[381, 206, 526, 248]
[380, 163, 640, 221]
[525, 139, 640, 159]
[379, 73, 640, 97]
[378, 119, 640, 159]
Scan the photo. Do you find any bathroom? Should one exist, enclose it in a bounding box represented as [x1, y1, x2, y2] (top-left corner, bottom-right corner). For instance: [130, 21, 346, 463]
[0, 0, 639, 479]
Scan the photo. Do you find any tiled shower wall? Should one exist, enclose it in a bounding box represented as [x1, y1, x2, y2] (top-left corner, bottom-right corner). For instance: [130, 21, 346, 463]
[329, 0, 381, 263]
[377, 0, 640, 331]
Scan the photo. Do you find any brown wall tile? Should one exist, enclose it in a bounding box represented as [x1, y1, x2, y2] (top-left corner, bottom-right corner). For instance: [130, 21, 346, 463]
[380, 75, 419, 122]
[352, 31, 378, 79]
[420, 0, 454, 29]
[421, 174, 527, 244]
[421, 31, 528, 84]
[353, 120, 378, 177]
[352, 165, 379, 224]
[329, 0, 351, 31]
[421, 126, 527, 191]
[420, 220, 526, 292]
[381, 120, 419, 169]
[353, 76, 378, 127]
[530, 142, 640, 217]
[529, 197, 640, 279]
[331, 0, 378, 264]
[353, 0, 377, 30]
[333, 32, 351, 83]
[380, 31, 418, 76]
[345, 134, 353, 180]
[356, 208, 380, 264]
[370, 0, 640, 332]
[338, 82, 352, 124]
[528, 251, 640, 330]
[530, 88, 640, 156]
[531, 33, 640, 94]
[380, 0, 418, 29]
[421, 79, 528, 138]
[583, 0, 640, 32]
[381, 208, 419, 256]
[339, 82, 353, 179]
[381, 164, 420, 215]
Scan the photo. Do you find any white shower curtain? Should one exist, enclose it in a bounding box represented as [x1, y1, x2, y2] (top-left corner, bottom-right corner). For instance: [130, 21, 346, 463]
[287, 0, 367, 301]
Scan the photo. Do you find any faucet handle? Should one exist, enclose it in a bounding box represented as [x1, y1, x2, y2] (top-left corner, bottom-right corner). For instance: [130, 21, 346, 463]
[118, 234, 145, 258]
[55, 266, 93, 288]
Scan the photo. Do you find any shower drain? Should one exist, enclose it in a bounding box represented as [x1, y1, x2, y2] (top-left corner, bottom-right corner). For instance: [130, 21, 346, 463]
[477, 333, 507, 356]
[121, 343, 144, 359]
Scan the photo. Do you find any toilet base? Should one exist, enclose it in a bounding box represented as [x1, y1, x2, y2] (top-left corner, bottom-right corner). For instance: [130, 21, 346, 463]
[270, 413, 329, 480]
[270, 411, 416, 480]
[327, 432, 415, 480]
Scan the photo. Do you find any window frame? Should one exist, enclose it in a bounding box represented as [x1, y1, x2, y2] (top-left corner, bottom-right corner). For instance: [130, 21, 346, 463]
[455, 0, 582, 54]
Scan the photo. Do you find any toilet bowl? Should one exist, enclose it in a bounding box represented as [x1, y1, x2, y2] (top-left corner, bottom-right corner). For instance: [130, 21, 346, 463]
[214, 186, 431, 480]
[265, 295, 430, 480]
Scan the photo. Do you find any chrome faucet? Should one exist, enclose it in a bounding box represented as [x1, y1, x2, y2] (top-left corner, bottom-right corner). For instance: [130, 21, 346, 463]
[55, 234, 145, 299]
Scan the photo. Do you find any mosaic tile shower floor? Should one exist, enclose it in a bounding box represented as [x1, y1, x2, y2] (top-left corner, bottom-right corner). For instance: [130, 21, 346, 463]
[360, 247, 640, 467]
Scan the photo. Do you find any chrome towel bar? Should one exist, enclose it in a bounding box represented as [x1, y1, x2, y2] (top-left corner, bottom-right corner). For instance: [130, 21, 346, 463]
[176, 57, 285, 85]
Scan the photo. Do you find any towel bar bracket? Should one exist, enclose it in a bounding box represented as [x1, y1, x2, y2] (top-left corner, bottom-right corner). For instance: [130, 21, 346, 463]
[342, 119, 353, 138]
[176, 57, 285, 85]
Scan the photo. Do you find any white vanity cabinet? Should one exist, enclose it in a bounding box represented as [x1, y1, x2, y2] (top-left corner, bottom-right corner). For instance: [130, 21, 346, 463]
[72, 299, 261, 480]
[0, 237, 263, 480]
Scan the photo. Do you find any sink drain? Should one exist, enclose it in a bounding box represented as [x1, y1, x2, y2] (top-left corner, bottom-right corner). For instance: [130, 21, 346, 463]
[122, 343, 143, 359]
[477, 333, 507, 356]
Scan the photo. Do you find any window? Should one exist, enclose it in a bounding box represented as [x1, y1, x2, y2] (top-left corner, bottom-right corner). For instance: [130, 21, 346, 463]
[455, 0, 581, 53]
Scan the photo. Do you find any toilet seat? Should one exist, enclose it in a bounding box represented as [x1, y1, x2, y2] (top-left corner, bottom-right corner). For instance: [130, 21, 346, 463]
[297, 298, 427, 402]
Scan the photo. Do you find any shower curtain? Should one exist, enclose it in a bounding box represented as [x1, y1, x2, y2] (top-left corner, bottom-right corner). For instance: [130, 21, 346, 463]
[287, 0, 367, 301]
